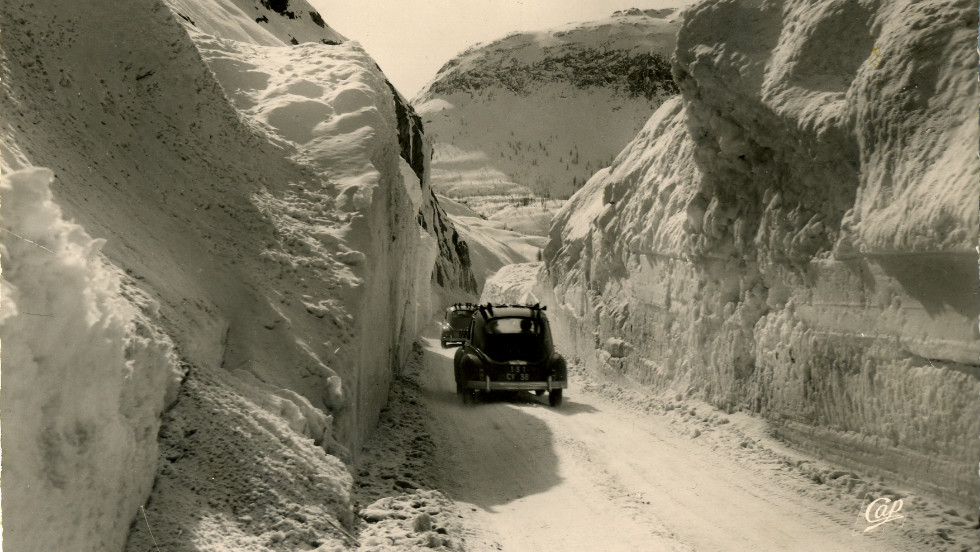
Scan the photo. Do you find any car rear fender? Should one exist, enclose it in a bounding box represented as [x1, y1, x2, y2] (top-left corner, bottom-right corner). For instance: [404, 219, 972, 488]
[456, 349, 483, 379]
[549, 354, 567, 380]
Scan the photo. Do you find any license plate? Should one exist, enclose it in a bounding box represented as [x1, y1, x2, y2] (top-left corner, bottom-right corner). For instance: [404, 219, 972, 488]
[504, 364, 530, 381]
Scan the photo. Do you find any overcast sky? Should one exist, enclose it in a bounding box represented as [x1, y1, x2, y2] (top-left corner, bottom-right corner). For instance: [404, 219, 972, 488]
[309, 0, 696, 98]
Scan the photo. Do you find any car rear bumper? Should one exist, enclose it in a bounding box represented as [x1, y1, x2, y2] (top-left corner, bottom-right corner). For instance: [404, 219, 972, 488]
[463, 376, 567, 392]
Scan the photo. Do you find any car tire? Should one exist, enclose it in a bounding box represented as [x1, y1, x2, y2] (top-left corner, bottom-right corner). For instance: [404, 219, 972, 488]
[462, 389, 476, 405]
[441, 341, 448, 349]
[548, 389, 563, 407]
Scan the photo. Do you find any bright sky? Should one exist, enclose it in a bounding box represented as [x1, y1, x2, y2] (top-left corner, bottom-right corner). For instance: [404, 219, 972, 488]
[309, 0, 696, 98]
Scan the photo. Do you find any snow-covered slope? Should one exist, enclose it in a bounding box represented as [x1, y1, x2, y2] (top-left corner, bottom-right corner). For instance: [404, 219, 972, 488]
[437, 196, 547, 290]
[480, 262, 546, 306]
[543, 0, 979, 507]
[1, 0, 473, 549]
[414, 9, 680, 199]
[165, 0, 345, 46]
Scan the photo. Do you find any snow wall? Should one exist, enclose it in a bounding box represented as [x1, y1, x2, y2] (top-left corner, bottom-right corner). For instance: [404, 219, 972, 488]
[1, 0, 474, 550]
[1, 168, 185, 551]
[542, 0, 979, 507]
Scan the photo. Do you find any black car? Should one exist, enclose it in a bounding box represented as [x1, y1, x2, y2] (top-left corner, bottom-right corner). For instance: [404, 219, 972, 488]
[453, 303, 567, 406]
[440, 303, 476, 348]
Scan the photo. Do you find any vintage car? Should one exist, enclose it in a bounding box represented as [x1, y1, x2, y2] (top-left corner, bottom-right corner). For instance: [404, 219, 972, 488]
[453, 303, 567, 406]
[440, 302, 476, 348]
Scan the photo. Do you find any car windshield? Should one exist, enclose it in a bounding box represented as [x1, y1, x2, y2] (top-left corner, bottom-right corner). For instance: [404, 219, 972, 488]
[483, 317, 545, 361]
[448, 311, 472, 329]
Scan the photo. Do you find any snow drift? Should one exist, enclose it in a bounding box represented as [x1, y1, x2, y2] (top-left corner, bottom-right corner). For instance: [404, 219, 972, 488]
[479, 262, 545, 306]
[542, 0, 978, 507]
[1, 0, 474, 549]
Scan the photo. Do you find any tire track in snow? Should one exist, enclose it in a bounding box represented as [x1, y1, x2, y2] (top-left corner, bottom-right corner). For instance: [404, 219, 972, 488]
[416, 328, 941, 551]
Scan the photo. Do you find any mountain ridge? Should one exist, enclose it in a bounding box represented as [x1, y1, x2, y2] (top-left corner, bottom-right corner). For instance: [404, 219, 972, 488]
[414, 10, 681, 199]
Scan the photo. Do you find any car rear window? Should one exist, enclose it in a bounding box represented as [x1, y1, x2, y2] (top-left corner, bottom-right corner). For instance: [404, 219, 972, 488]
[481, 317, 545, 361]
[483, 333, 545, 361]
[486, 318, 540, 334]
[449, 311, 472, 328]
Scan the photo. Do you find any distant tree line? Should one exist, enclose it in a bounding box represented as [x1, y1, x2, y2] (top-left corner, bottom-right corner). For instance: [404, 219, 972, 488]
[429, 48, 678, 99]
[260, 0, 295, 18]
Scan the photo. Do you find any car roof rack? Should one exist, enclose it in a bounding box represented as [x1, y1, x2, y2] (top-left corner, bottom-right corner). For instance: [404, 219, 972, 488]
[477, 302, 547, 319]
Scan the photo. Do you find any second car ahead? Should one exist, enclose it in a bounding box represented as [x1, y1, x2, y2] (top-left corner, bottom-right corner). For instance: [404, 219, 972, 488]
[441, 302, 476, 348]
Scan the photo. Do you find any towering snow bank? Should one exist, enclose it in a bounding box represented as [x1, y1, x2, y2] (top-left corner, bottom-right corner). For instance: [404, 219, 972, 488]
[182, 26, 475, 439]
[2, 0, 474, 548]
[1, 169, 184, 551]
[544, 0, 978, 506]
[415, 11, 681, 199]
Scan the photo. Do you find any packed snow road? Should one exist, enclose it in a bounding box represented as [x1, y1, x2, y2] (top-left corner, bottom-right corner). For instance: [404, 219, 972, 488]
[416, 333, 927, 552]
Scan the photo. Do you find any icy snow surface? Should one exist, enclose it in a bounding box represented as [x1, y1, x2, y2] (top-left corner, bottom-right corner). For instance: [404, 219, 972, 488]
[542, 0, 979, 507]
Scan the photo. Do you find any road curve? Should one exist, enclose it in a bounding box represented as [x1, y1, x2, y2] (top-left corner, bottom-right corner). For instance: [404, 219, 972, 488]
[417, 333, 923, 552]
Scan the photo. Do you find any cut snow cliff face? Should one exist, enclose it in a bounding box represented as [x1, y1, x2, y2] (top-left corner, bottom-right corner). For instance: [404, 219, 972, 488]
[415, 10, 681, 199]
[1, 0, 474, 549]
[1, 169, 185, 551]
[543, 0, 978, 507]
